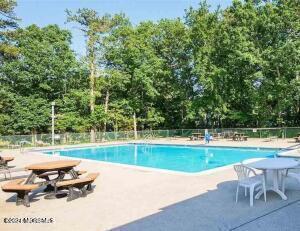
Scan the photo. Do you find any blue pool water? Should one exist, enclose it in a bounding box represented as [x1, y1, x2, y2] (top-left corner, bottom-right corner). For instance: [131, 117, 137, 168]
[43, 144, 278, 173]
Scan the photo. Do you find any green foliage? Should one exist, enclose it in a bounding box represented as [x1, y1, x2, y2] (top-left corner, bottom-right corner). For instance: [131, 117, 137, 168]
[9, 96, 50, 134]
[185, 0, 300, 128]
[0, 24, 86, 134]
[0, 0, 299, 135]
[55, 90, 90, 133]
[0, 0, 19, 59]
[1, 24, 80, 99]
[56, 112, 87, 133]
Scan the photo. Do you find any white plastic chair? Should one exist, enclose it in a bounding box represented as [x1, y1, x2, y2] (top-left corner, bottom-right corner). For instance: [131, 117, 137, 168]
[234, 164, 266, 206]
[241, 158, 267, 191]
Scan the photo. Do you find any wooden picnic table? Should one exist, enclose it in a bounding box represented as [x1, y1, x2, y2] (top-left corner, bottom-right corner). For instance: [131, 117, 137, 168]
[191, 133, 204, 140]
[25, 160, 81, 199]
[294, 133, 300, 142]
[26, 160, 80, 172]
[211, 133, 222, 139]
[232, 133, 246, 141]
[1, 156, 14, 163]
[0, 156, 14, 169]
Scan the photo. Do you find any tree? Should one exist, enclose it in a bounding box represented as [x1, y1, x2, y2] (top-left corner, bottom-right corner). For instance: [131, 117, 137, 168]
[185, 0, 299, 128]
[0, 88, 15, 134]
[152, 19, 192, 128]
[1, 24, 79, 100]
[98, 69, 130, 133]
[55, 89, 90, 133]
[9, 96, 50, 139]
[0, 0, 19, 60]
[66, 9, 123, 142]
[254, 0, 300, 126]
[0, 0, 299, 136]
[0, 24, 80, 135]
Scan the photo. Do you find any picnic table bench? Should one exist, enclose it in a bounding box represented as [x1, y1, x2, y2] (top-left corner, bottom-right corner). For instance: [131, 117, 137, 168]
[57, 173, 99, 201]
[2, 179, 39, 207]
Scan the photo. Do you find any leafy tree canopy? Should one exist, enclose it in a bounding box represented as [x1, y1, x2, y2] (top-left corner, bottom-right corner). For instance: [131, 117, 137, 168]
[0, 0, 299, 135]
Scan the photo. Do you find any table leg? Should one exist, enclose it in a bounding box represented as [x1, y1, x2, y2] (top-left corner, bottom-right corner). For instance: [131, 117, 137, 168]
[254, 170, 266, 199]
[44, 181, 67, 199]
[69, 168, 79, 179]
[42, 175, 55, 192]
[44, 184, 55, 192]
[44, 171, 67, 200]
[255, 169, 287, 200]
[272, 169, 287, 200]
[25, 172, 36, 184]
[44, 168, 79, 199]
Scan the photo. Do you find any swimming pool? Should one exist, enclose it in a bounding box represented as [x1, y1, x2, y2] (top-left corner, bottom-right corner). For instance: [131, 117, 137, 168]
[43, 144, 278, 173]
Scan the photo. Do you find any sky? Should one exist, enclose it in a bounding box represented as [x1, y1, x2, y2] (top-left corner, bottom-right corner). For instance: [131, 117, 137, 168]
[15, 0, 232, 56]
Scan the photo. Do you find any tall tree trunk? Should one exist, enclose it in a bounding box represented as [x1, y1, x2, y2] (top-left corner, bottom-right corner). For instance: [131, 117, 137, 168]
[181, 106, 184, 125]
[133, 112, 137, 139]
[114, 118, 118, 132]
[101, 90, 109, 141]
[103, 90, 109, 131]
[89, 37, 96, 143]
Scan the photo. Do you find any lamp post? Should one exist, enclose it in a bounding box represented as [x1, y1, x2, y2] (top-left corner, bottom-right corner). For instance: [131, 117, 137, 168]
[51, 101, 55, 146]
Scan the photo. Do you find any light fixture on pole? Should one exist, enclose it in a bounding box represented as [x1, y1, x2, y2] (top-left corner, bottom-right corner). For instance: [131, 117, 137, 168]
[51, 101, 55, 146]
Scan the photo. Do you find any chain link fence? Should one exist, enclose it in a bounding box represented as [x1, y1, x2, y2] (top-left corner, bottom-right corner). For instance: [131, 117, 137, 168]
[0, 127, 299, 149]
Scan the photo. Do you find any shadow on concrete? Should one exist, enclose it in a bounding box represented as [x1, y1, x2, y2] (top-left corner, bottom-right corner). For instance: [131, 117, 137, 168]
[112, 178, 300, 231]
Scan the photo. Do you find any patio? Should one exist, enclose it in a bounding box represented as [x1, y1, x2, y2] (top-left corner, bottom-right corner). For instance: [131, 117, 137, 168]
[0, 138, 300, 231]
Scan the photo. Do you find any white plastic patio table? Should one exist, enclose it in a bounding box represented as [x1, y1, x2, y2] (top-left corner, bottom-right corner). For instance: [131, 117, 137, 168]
[246, 158, 298, 200]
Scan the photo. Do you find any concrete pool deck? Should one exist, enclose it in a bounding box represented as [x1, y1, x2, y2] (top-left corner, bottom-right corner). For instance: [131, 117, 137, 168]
[0, 138, 300, 231]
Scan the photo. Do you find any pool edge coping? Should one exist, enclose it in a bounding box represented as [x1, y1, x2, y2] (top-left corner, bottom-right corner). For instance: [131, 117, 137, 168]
[27, 142, 280, 176]
[27, 150, 239, 176]
[33, 141, 282, 153]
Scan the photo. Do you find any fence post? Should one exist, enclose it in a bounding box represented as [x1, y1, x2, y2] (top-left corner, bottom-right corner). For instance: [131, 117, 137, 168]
[259, 129, 261, 138]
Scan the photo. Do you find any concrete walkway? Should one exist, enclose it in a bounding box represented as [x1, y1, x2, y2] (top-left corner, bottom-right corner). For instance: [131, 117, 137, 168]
[0, 138, 299, 231]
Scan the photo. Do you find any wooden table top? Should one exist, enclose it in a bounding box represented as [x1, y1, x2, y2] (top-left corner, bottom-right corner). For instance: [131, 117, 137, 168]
[1, 156, 14, 162]
[26, 160, 81, 171]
